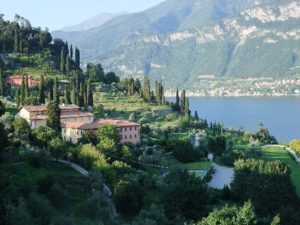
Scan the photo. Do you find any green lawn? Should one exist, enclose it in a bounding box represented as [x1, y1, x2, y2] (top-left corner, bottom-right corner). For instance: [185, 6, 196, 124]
[261, 146, 300, 196]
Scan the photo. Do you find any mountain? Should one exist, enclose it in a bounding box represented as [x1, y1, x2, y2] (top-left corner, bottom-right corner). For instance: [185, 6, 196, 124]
[55, 12, 127, 32]
[52, 0, 300, 89]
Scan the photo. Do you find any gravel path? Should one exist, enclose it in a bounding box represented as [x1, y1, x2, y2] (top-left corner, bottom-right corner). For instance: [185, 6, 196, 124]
[208, 162, 234, 189]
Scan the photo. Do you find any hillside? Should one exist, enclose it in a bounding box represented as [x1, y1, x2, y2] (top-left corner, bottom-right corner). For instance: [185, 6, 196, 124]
[56, 12, 127, 32]
[52, 0, 300, 89]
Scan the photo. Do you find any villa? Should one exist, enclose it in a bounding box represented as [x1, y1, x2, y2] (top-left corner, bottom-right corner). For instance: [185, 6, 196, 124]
[6, 74, 37, 87]
[18, 104, 141, 145]
[18, 104, 94, 129]
[62, 119, 141, 144]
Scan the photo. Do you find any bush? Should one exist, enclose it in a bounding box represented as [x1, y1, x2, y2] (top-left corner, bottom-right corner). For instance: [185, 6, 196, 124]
[290, 140, 300, 154]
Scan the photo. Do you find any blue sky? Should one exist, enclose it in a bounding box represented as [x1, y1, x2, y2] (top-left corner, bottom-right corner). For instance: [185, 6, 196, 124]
[1, 0, 165, 30]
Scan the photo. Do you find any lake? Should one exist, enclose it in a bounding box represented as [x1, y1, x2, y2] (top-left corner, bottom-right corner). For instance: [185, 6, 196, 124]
[168, 97, 300, 143]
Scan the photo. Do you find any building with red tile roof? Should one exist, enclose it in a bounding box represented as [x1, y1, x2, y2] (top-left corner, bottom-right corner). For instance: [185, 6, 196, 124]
[6, 74, 37, 87]
[61, 119, 141, 144]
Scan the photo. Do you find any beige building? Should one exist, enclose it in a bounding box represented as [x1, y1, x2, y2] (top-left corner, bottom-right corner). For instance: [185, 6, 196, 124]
[62, 119, 141, 145]
[18, 104, 94, 129]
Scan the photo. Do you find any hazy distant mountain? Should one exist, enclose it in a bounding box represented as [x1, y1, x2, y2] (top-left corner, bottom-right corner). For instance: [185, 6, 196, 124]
[52, 0, 300, 89]
[56, 12, 127, 32]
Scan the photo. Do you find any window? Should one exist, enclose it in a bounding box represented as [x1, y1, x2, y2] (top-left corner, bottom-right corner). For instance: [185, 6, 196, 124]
[130, 127, 132, 131]
[125, 128, 127, 131]
[135, 127, 137, 130]
[130, 135, 132, 139]
[124, 135, 127, 139]
[69, 138, 72, 142]
[135, 134, 137, 138]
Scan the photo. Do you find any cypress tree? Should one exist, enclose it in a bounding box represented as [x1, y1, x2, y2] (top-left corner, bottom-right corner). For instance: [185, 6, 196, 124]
[39, 74, 45, 104]
[175, 89, 180, 110]
[0, 69, 3, 96]
[60, 47, 65, 74]
[79, 82, 84, 107]
[70, 44, 73, 59]
[20, 75, 25, 105]
[66, 55, 70, 75]
[194, 110, 199, 121]
[180, 89, 186, 112]
[143, 76, 151, 102]
[155, 81, 159, 101]
[70, 78, 76, 104]
[49, 79, 54, 101]
[24, 75, 29, 97]
[184, 97, 190, 120]
[87, 79, 93, 107]
[14, 29, 19, 52]
[53, 77, 59, 104]
[75, 47, 80, 69]
[64, 85, 71, 104]
[46, 101, 61, 133]
[16, 89, 20, 108]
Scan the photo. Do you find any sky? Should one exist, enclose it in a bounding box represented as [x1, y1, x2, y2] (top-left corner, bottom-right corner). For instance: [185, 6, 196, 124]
[1, 0, 165, 31]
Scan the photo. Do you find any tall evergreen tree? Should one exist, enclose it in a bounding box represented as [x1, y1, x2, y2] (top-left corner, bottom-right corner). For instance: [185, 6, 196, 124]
[70, 78, 76, 105]
[66, 55, 70, 75]
[184, 97, 190, 120]
[143, 76, 151, 102]
[87, 79, 93, 107]
[180, 89, 186, 112]
[53, 77, 59, 103]
[64, 85, 71, 104]
[175, 89, 180, 110]
[155, 81, 159, 101]
[194, 110, 199, 121]
[20, 75, 25, 106]
[0, 69, 3, 96]
[14, 29, 19, 52]
[24, 75, 29, 97]
[79, 82, 84, 107]
[46, 101, 61, 133]
[60, 47, 65, 74]
[16, 89, 20, 108]
[39, 74, 45, 104]
[49, 79, 54, 101]
[70, 44, 73, 59]
[75, 47, 80, 69]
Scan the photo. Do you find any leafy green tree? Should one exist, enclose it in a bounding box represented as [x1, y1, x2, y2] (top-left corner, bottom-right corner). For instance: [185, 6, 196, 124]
[175, 88, 180, 110]
[39, 74, 45, 104]
[134, 78, 141, 93]
[104, 72, 120, 84]
[132, 204, 169, 225]
[46, 101, 61, 132]
[114, 179, 142, 215]
[271, 215, 280, 225]
[162, 170, 212, 220]
[14, 29, 19, 52]
[0, 99, 5, 116]
[98, 125, 120, 143]
[231, 159, 298, 217]
[194, 201, 257, 225]
[70, 44, 73, 59]
[48, 79, 54, 101]
[70, 78, 76, 104]
[86, 63, 104, 82]
[290, 139, 300, 154]
[6, 198, 34, 225]
[48, 137, 65, 159]
[32, 127, 57, 147]
[13, 117, 31, 137]
[24, 96, 39, 105]
[78, 144, 108, 170]
[184, 97, 190, 119]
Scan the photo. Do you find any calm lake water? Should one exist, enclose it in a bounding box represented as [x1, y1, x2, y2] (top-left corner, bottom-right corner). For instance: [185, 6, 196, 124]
[168, 97, 300, 143]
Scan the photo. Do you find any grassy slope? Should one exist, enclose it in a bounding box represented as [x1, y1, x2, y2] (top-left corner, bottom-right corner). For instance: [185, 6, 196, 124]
[261, 146, 300, 196]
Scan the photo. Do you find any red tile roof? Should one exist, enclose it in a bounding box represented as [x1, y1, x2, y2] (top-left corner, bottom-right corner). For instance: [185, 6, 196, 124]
[62, 122, 86, 129]
[79, 119, 140, 130]
[22, 104, 80, 112]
